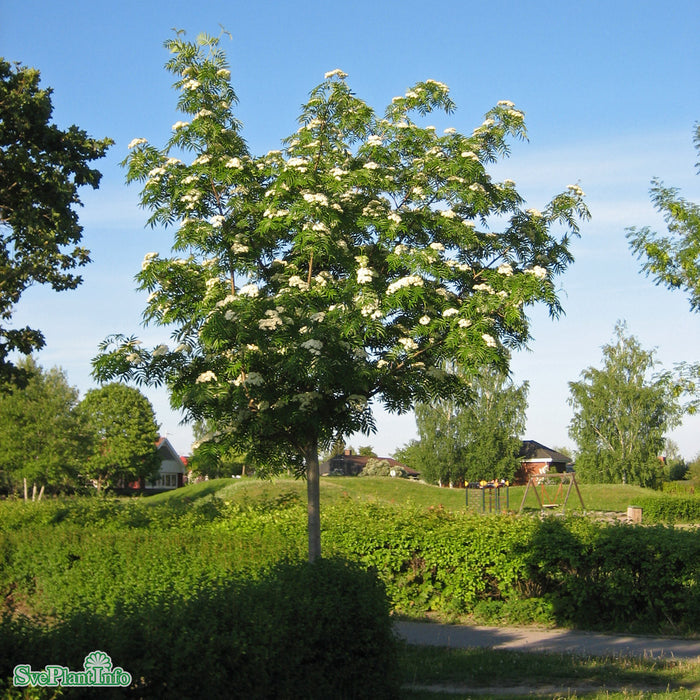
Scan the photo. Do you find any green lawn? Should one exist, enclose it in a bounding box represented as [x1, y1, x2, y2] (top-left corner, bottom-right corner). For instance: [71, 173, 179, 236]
[399, 644, 700, 699]
[145, 474, 662, 515]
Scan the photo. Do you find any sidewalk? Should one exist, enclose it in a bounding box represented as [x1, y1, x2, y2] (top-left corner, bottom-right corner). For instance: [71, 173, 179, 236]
[395, 620, 700, 659]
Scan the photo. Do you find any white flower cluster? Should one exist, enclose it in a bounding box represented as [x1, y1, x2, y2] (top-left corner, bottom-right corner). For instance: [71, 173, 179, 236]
[152, 344, 168, 357]
[303, 192, 329, 207]
[232, 243, 249, 254]
[497, 263, 513, 276]
[141, 252, 158, 270]
[147, 166, 166, 179]
[482, 334, 497, 348]
[425, 79, 449, 91]
[288, 275, 310, 291]
[440, 209, 456, 219]
[419, 315, 431, 325]
[238, 284, 259, 297]
[442, 308, 458, 317]
[526, 265, 547, 279]
[387, 212, 402, 225]
[210, 215, 225, 228]
[387, 275, 424, 295]
[287, 157, 309, 172]
[128, 138, 147, 149]
[330, 167, 347, 180]
[225, 157, 242, 169]
[180, 192, 200, 210]
[193, 154, 211, 166]
[301, 339, 323, 356]
[259, 308, 284, 330]
[216, 68, 231, 79]
[567, 184, 585, 197]
[399, 337, 418, 352]
[172, 121, 189, 131]
[182, 79, 201, 91]
[234, 371, 264, 387]
[366, 134, 383, 146]
[526, 208, 542, 218]
[196, 371, 217, 383]
[473, 283, 494, 294]
[195, 109, 213, 119]
[324, 68, 347, 79]
[363, 161, 380, 170]
[360, 300, 383, 320]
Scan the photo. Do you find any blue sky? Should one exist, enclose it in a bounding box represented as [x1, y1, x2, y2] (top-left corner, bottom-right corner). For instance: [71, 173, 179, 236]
[2, 0, 699, 459]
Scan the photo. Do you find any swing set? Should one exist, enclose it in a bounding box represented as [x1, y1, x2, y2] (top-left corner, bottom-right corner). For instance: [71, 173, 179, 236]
[518, 472, 585, 514]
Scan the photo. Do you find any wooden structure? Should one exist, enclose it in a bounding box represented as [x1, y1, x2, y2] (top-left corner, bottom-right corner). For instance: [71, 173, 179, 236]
[518, 472, 585, 514]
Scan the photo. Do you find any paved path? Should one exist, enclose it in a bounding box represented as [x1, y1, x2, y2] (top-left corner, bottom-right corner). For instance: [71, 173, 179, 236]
[395, 621, 700, 659]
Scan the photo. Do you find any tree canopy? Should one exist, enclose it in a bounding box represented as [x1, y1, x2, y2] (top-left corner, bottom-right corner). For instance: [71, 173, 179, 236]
[78, 383, 161, 492]
[398, 366, 528, 486]
[0, 59, 112, 384]
[93, 31, 589, 560]
[0, 357, 88, 496]
[627, 122, 700, 312]
[568, 322, 682, 487]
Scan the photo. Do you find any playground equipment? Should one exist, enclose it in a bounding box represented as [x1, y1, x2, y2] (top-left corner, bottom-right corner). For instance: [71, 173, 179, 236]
[518, 472, 585, 514]
[466, 480, 510, 513]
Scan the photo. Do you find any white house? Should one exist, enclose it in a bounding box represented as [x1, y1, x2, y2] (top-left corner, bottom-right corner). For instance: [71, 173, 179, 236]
[144, 437, 187, 490]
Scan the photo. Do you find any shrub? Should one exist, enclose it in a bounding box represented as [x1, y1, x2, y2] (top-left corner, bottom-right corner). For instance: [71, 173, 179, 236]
[0, 559, 399, 699]
[635, 494, 700, 523]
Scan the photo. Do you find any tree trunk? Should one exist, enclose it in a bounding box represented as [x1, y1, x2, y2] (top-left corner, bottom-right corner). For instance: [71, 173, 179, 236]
[37, 485, 45, 502]
[304, 438, 321, 563]
[31, 483, 37, 501]
[23, 477, 28, 503]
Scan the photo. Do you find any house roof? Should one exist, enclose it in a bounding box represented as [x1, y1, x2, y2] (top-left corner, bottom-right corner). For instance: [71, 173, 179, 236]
[518, 440, 572, 464]
[156, 436, 184, 465]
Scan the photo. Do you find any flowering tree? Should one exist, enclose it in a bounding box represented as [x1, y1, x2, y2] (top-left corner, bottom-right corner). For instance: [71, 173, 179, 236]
[93, 32, 589, 561]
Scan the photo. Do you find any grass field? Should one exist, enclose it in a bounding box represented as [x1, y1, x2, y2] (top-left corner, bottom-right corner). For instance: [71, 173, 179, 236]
[399, 645, 700, 699]
[143, 474, 657, 515]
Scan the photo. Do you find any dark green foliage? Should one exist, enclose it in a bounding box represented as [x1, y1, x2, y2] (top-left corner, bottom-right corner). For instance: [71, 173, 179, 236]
[627, 122, 700, 313]
[1, 559, 399, 699]
[0, 60, 111, 384]
[0, 357, 89, 495]
[77, 383, 161, 492]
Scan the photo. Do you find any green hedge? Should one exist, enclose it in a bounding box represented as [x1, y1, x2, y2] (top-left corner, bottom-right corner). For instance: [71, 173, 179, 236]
[1, 495, 699, 697]
[634, 494, 700, 523]
[0, 558, 399, 699]
[321, 502, 700, 632]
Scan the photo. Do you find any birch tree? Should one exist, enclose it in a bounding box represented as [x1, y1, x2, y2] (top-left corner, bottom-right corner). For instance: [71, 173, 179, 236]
[93, 31, 589, 560]
[568, 322, 682, 487]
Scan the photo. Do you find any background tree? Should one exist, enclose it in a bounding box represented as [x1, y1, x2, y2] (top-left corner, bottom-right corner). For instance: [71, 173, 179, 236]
[78, 383, 161, 492]
[357, 445, 377, 457]
[0, 60, 112, 384]
[0, 357, 88, 497]
[189, 418, 249, 478]
[627, 122, 699, 311]
[406, 366, 528, 486]
[93, 32, 588, 561]
[568, 322, 683, 487]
